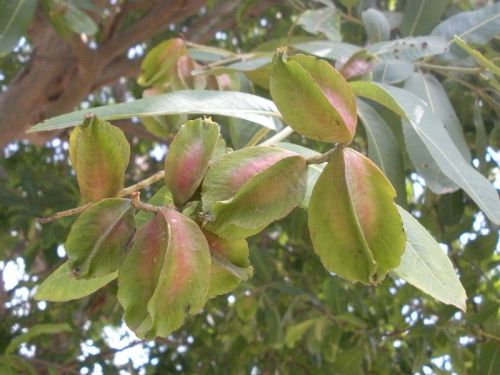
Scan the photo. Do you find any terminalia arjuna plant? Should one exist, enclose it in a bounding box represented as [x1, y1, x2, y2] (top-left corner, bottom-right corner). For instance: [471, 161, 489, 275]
[31, 39, 499, 338]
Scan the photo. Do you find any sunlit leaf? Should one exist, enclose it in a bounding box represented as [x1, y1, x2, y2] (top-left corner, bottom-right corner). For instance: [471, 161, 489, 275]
[28, 91, 283, 133]
[270, 52, 357, 143]
[392, 206, 467, 311]
[308, 147, 405, 284]
[69, 115, 130, 202]
[165, 118, 220, 206]
[34, 262, 117, 302]
[118, 209, 210, 339]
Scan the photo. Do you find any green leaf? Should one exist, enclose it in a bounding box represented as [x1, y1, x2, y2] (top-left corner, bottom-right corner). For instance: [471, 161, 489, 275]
[205, 154, 307, 240]
[60, 1, 98, 36]
[400, 0, 447, 37]
[357, 100, 406, 207]
[270, 53, 357, 143]
[69, 115, 130, 202]
[138, 38, 187, 87]
[276, 142, 324, 208]
[118, 209, 210, 339]
[294, 40, 361, 61]
[478, 342, 500, 375]
[404, 72, 470, 161]
[285, 318, 319, 348]
[367, 36, 448, 61]
[0, 0, 36, 55]
[454, 37, 500, 77]
[351, 81, 500, 224]
[298, 6, 341, 41]
[6, 323, 72, 354]
[432, 3, 500, 59]
[66, 198, 135, 278]
[34, 262, 117, 302]
[331, 346, 365, 375]
[204, 231, 252, 298]
[28, 91, 283, 133]
[372, 60, 414, 84]
[362, 8, 390, 43]
[392, 206, 467, 311]
[165, 118, 220, 206]
[202, 146, 297, 212]
[308, 147, 405, 284]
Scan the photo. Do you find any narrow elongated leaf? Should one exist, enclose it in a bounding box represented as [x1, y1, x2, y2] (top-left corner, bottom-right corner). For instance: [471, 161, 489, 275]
[308, 147, 405, 284]
[294, 41, 361, 61]
[454, 37, 500, 77]
[0, 0, 36, 55]
[165, 118, 220, 206]
[118, 209, 210, 339]
[202, 146, 296, 212]
[61, 2, 98, 36]
[5, 324, 72, 354]
[34, 262, 117, 302]
[270, 53, 357, 143]
[392, 207, 467, 311]
[204, 231, 252, 298]
[400, 0, 447, 36]
[66, 198, 135, 278]
[367, 36, 448, 61]
[357, 100, 406, 206]
[351, 81, 500, 224]
[404, 72, 470, 161]
[28, 91, 282, 133]
[372, 60, 414, 84]
[432, 3, 500, 59]
[205, 155, 308, 240]
[69, 115, 130, 202]
[362, 8, 390, 43]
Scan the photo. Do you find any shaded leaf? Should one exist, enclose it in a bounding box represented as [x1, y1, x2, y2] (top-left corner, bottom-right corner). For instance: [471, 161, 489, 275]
[69, 115, 130, 202]
[270, 52, 357, 143]
[392, 206, 467, 311]
[351, 81, 500, 224]
[298, 6, 340, 41]
[28, 91, 283, 133]
[308, 147, 405, 284]
[6, 323, 72, 354]
[66, 198, 135, 278]
[34, 262, 117, 302]
[400, 0, 447, 37]
[165, 118, 220, 206]
[362, 8, 390, 43]
[204, 231, 252, 298]
[372, 60, 414, 84]
[0, 0, 36, 55]
[138, 38, 187, 87]
[118, 209, 210, 339]
[285, 318, 319, 348]
[357, 100, 406, 206]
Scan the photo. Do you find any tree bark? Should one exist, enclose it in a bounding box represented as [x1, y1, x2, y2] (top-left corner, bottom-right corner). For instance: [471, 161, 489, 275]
[0, 0, 206, 147]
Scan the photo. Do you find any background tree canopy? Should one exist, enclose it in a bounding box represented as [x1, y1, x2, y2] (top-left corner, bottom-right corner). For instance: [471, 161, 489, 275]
[1, 0, 499, 374]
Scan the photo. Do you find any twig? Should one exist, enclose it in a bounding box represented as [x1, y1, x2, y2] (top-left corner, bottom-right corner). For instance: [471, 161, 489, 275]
[306, 145, 339, 165]
[36, 170, 166, 224]
[259, 126, 294, 146]
[131, 191, 162, 213]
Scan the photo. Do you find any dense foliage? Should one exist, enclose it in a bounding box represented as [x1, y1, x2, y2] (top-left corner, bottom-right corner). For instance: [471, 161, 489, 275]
[1, 1, 499, 374]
